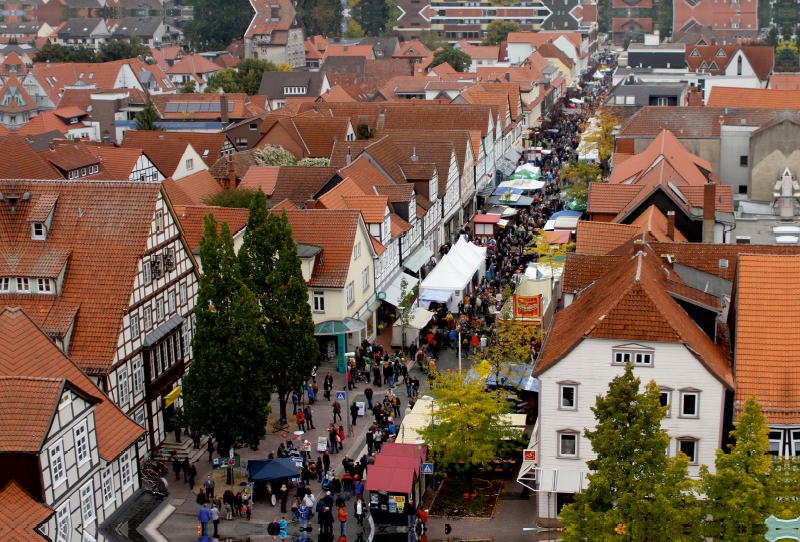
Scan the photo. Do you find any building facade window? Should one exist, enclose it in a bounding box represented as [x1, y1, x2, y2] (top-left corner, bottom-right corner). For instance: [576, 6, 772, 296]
[0, 277, 8, 292]
[38, 278, 53, 293]
[131, 315, 140, 339]
[132, 358, 143, 394]
[143, 261, 152, 283]
[180, 282, 187, 305]
[557, 430, 579, 458]
[144, 307, 152, 330]
[101, 467, 115, 507]
[168, 290, 176, 314]
[32, 222, 45, 239]
[677, 438, 698, 464]
[56, 501, 71, 542]
[50, 440, 66, 487]
[660, 387, 672, 417]
[119, 451, 133, 489]
[17, 277, 30, 292]
[185, 158, 194, 170]
[148, 332, 182, 381]
[154, 210, 164, 232]
[346, 282, 354, 307]
[680, 389, 700, 418]
[559, 382, 578, 410]
[80, 481, 96, 525]
[313, 291, 325, 312]
[740, 155, 748, 166]
[156, 298, 164, 321]
[74, 421, 90, 465]
[362, 267, 369, 292]
[118, 368, 129, 406]
[613, 346, 653, 366]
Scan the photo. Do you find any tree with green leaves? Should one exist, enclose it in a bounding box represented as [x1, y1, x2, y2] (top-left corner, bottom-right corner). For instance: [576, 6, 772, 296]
[656, 0, 673, 39]
[185, 0, 253, 51]
[775, 40, 799, 71]
[560, 364, 703, 541]
[182, 215, 273, 454]
[759, 0, 774, 28]
[238, 189, 319, 424]
[765, 26, 780, 47]
[134, 95, 165, 131]
[561, 161, 602, 208]
[356, 123, 375, 140]
[96, 37, 151, 62]
[768, 456, 800, 520]
[297, 0, 344, 37]
[481, 20, 520, 46]
[701, 396, 771, 540]
[205, 58, 279, 95]
[344, 19, 366, 38]
[417, 29, 448, 50]
[202, 188, 258, 208]
[32, 42, 97, 63]
[429, 47, 472, 72]
[384, 0, 402, 34]
[297, 157, 331, 167]
[418, 371, 521, 479]
[254, 144, 298, 166]
[181, 79, 197, 93]
[351, 0, 390, 36]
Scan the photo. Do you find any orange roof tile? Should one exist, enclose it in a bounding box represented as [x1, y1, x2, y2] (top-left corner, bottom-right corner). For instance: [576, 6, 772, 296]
[538, 245, 733, 388]
[390, 212, 411, 237]
[733, 255, 800, 423]
[630, 204, 688, 242]
[0, 479, 54, 542]
[0, 133, 60, 179]
[167, 53, 221, 79]
[239, 166, 280, 196]
[283, 209, 363, 288]
[370, 235, 386, 256]
[706, 87, 800, 109]
[768, 74, 800, 90]
[0, 307, 145, 460]
[271, 166, 338, 206]
[574, 221, 642, 254]
[173, 205, 249, 251]
[610, 129, 711, 186]
[587, 183, 643, 214]
[86, 145, 158, 181]
[322, 45, 374, 64]
[162, 170, 222, 206]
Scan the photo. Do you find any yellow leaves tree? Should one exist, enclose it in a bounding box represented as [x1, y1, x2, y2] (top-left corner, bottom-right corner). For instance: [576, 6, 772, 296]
[581, 107, 621, 169]
[530, 234, 573, 274]
[277, 62, 293, 72]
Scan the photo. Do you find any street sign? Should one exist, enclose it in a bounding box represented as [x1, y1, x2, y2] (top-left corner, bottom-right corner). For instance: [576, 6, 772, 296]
[524, 450, 536, 462]
[228, 459, 236, 466]
[421, 463, 434, 475]
[336, 391, 347, 402]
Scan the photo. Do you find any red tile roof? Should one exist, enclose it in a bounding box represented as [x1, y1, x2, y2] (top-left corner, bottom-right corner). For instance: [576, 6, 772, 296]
[768, 74, 800, 90]
[0, 479, 54, 542]
[167, 53, 221, 81]
[283, 209, 362, 288]
[322, 45, 374, 64]
[0, 307, 145, 460]
[162, 170, 222, 206]
[86, 145, 159, 181]
[173, 205, 249, 251]
[575, 221, 642, 254]
[0, 181, 163, 378]
[673, 0, 757, 37]
[706, 86, 800, 108]
[538, 244, 733, 388]
[685, 44, 739, 74]
[630, 205, 688, 242]
[562, 252, 623, 293]
[612, 18, 652, 33]
[732, 255, 800, 423]
[617, 106, 784, 139]
[610, 129, 712, 185]
[0, 133, 60, 179]
[240, 166, 280, 196]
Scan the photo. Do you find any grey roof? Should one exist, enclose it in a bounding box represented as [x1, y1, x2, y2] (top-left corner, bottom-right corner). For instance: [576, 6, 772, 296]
[297, 243, 323, 258]
[0, 22, 44, 33]
[111, 17, 164, 39]
[58, 18, 105, 39]
[607, 82, 687, 107]
[359, 36, 400, 55]
[628, 43, 686, 52]
[62, 0, 103, 8]
[25, 131, 72, 153]
[320, 56, 366, 78]
[0, 44, 37, 56]
[116, 0, 165, 9]
[258, 71, 326, 99]
[143, 315, 185, 348]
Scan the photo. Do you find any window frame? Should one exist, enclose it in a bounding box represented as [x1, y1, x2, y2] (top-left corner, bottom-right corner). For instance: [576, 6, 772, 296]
[679, 389, 700, 418]
[17, 277, 30, 293]
[659, 387, 673, 417]
[154, 210, 164, 233]
[156, 298, 164, 321]
[119, 451, 133, 490]
[168, 290, 176, 314]
[80, 480, 96, 525]
[130, 314, 140, 339]
[143, 261, 152, 284]
[312, 291, 325, 313]
[118, 368, 129, 407]
[101, 466, 115, 508]
[185, 158, 194, 170]
[132, 358, 143, 395]
[143, 306, 152, 330]
[740, 155, 748, 167]
[612, 345, 654, 367]
[50, 439, 66, 488]
[74, 420, 90, 465]
[56, 501, 71, 542]
[677, 438, 699, 465]
[179, 282, 187, 305]
[558, 380, 579, 410]
[557, 430, 580, 459]
[0, 277, 9, 292]
[32, 222, 46, 239]
[346, 281, 354, 307]
[362, 267, 369, 292]
[38, 278, 54, 294]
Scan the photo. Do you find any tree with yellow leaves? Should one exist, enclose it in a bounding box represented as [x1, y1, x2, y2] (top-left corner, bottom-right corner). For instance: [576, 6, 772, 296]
[581, 107, 621, 171]
[277, 62, 293, 72]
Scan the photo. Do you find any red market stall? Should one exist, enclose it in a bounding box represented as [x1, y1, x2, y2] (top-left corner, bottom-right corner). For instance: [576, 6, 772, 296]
[365, 465, 416, 528]
[473, 213, 502, 243]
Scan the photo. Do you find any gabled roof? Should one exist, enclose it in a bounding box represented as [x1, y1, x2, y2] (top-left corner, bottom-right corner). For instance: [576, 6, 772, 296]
[336, 155, 396, 193]
[239, 166, 337, 207]
[768, 74, 800, 90]
[0, 307, 145, 459]
[0, 133, 60, 179]
[151, 92, 256, 121]
[329, 140, 372, 168]
[0, 479, 54, 542]
[609, 129, 712, 186]
[239, 166, 280, 196]
[167, 53, 221, 81]
[162, 170, 222, 206]
[732, 255, 800, 423]
[245, 0, 300, 40]
[110, 16, 163, 39]
[612, 17, 653, 33]
[86, 145, 162, 181]
[121, 131, 229, 170]
[322, 45, 374, 64]
[631, 204, 688, 242]
[283, 208, 364, 288]
[537, 244, 733, 388]
[673, 0, 758, 37]
[208, 150, 257, 181]
[617, 106, 784, 138]
[0, 181, 165, 378]
[706, 87, 800, 109]
[455, 40, 500, 61]
[259, 72, 327, 100]
[17, 108, 85, 137]
[393, 40, 431, 58]
[173, 205, 249, 252]
[575, 221, 642, 254]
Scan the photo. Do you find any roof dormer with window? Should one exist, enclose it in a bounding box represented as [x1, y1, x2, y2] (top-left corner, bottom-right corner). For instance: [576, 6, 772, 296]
[27, 194, 58, 241]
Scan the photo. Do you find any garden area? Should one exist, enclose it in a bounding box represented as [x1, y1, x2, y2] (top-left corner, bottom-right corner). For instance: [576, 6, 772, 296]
[429, 478, 504, 518]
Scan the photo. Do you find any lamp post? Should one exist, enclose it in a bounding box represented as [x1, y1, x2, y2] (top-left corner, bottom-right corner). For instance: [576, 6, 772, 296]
[457, 324, 462, 374]
[533, 131, 540, 165]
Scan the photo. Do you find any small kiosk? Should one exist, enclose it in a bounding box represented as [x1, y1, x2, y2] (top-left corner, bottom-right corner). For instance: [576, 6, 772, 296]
[365, 465, 416, 529]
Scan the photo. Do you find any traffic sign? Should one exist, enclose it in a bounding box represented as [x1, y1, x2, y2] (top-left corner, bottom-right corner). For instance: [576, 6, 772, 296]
[336, 391, 347, 402]
[421, 463, 434, 475]
[228, 459, 236, 466]
[524, 450, 536, 462]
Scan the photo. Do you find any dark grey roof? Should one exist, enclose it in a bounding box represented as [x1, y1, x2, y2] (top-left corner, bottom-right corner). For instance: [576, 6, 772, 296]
[258, 71, 326, 99]
[297, 243, 323, 258]
[320, 56, 366, 78]
[58, 18, 105, 39]
[0, 44, 37, 56]
[25, 131, 72, 153]
[116, 0, 164, 9]
[143, 314, 184, 348]
[607, 82, 686, 107]
[111, 17, 164, 39]
[359, 36, 400, 55]
[62, 0, 103, 8]
[0, 22, 44, 33]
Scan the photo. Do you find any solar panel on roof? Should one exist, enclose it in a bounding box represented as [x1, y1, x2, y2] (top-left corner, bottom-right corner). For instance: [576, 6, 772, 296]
[165, 103, 179, 112]
[177, 103, 187, 112]
[209, 103, 221, 112]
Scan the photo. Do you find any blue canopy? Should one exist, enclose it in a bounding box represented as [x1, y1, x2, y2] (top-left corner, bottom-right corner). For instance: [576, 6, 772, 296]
[247, 458, 299, 482]
[549, 210, 583, 219]
[420, 289, 453, 303]
[465, 363, 537, 391]
[492, 186, 525, 196]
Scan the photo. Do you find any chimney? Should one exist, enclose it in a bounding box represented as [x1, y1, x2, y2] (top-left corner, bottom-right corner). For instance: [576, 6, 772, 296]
[506, 71, 511, 81]
[628, 74, 634, 85]
[306, 198, 317, 209]
[711, 38, 716, 46]
[226, 154, 236, 189]
[346, 145, 352, 166]
[718, 115, 724, 125]
[220, 91, 229, 124]
[411, 147, 418, 162]
[667, 211, 675, 241]
[702, 182, 715, 244]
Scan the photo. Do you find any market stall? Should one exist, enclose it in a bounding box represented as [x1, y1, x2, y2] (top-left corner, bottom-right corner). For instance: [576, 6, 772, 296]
[365, 465, 417, 527]
[247, 458, 299, 501]
[391, 307, 434, 348]
[419, 238, 486, 312]
[397, 396, 435, 444]
[373, 454, 423, 504]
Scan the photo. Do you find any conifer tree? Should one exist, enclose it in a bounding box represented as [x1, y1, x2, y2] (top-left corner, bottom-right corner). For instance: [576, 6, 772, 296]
[134, 95, 164, 131]
[182, 215, 272, 452]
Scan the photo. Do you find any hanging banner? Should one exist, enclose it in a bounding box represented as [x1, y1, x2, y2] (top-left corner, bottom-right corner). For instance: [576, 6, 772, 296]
[513, 294, 542, 318]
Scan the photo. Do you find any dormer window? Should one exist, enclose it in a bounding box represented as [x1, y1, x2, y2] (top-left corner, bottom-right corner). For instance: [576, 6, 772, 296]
[17, 278, 30, 293]
[0, 278, 8, 292]
[32, 222, 45, 240]
[37, 278, 53, 294]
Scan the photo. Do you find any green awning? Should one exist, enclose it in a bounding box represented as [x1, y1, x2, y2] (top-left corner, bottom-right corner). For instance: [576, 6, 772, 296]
[403, 245, 433, 273]
[568, 200, 587, 211]
[314, 318, 367, 336]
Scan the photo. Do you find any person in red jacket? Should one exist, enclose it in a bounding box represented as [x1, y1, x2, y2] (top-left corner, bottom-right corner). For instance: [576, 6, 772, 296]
[337, 505, 347, 536]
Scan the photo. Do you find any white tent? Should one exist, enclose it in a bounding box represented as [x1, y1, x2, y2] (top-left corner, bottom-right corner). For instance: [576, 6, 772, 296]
[398, 396, 435, 444]
[498, 178, 545, 191]
[392, 308, 434, 347]
[419, 238, 486, 311]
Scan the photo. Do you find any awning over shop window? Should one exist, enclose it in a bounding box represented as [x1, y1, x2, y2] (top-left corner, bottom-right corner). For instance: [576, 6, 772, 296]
[143, 314, 184, 348]
[164, 385, 181, 407]
[403, 245, 433, 273]
[382, 272, 419, 307]
[314, 318, 366, 336]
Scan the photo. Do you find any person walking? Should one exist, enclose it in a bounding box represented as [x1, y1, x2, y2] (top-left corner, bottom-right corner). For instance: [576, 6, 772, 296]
[296, 409, 306, 431]
[373, 428, 382, 454]
[347, 369, 354, 391]
[207, 438, 215, 462]
[338, 505, 347, 536]
[316, 456, 324, 482]
[324, 373, 334, 400]
[405, 500, 417, 530]
[181, 457, 189, 483]
[307, 383, 316, 404]
[280, 484, 289, 513]
[365, 429, 374, 456]
[364, 386, 374, 409]
[392, 395, 401, 418]
[333, 399, 342, 423]
[188, 461, 197, 491]
[292, 392, 299, 415]
[404, 374, 413, 398]
[350, 402, 359, 426]
[210, 502, 220, 537]
[203, 475, 215, 501]
[299, 501, 309, 530]
[304, 405, 315, 429]
[198, 504, 211, 536]
[172, 456, 182, 481]
[329, 425, 340, 454]
[354, 475, 364, 500]
[355, 495, 365, 526]
[268, 518, 281, 539]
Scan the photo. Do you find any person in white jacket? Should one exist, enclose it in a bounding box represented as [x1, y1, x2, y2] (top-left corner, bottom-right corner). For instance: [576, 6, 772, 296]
[210, 503, 220, 537]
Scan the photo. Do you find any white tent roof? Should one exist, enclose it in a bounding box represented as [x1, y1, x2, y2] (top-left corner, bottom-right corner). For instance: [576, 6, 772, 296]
[383, 272, 418, 307]
[392, 308, 434, 331]
[499, 178, 545, 191]
[516, 163, 540, 174]
[420, 252, 471, 291]
[398, 396, 435, 444]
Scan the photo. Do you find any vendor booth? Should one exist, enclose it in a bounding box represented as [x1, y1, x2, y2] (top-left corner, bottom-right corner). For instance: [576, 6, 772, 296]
[365, 465, 417, 528]
[473, 213, 501, 242]
[373, 454, 422, 504]
[397, 396, 435, 444]
[247, 458, 299, 501]
[419, 238, 486, 312]
[391, 307, 434, 348]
